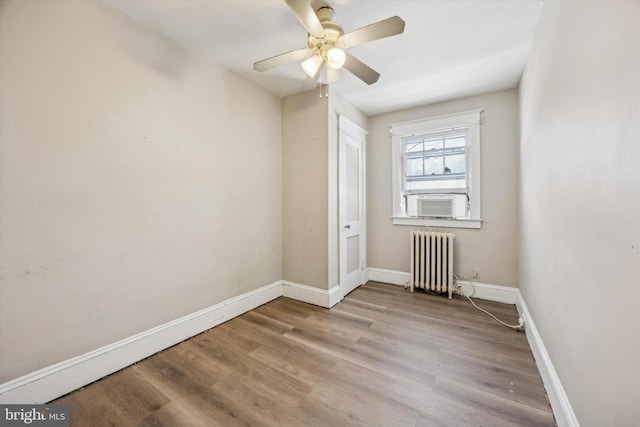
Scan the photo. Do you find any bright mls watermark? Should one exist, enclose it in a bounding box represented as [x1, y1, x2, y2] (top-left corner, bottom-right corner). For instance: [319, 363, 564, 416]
[0, 405, 69, 426]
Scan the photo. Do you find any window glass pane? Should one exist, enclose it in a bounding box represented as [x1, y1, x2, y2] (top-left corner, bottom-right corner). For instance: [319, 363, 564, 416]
[424, 136, 443, 151]
[406, 157, 423, 176]
[445, 135, 466, 148]
[424, 155, 442, 175]
[404, 141, 423, 152]
[445, 153, 465, 174]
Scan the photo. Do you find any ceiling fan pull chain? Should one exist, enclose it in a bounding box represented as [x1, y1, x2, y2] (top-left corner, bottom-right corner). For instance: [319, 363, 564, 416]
[319, 83, 328, 99]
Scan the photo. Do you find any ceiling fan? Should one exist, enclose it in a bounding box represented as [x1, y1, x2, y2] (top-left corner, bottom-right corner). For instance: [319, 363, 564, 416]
[253, 0, 405, 90]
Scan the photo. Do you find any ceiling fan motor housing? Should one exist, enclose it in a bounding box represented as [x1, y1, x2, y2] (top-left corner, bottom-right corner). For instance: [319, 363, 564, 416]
[307, 7, 343, 61]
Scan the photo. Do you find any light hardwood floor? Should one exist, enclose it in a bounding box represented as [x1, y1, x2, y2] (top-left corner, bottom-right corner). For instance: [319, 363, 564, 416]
[53, 281, 555, 426]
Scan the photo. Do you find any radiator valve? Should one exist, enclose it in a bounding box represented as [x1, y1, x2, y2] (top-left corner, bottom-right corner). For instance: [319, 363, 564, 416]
[453, 285, 462, 299]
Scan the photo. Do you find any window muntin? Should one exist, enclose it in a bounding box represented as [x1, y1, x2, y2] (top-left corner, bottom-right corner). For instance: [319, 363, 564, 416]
[402, 129, 468, 193]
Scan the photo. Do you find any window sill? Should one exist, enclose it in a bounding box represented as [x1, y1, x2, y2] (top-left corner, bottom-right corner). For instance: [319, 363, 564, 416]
[392, 216, 482, 229]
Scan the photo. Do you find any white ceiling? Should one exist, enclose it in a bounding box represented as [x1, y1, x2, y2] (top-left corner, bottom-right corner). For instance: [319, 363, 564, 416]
[103, 0, 542, 116]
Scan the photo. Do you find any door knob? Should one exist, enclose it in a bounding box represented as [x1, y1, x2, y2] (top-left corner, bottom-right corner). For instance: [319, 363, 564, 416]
[344, 224, 351, 229]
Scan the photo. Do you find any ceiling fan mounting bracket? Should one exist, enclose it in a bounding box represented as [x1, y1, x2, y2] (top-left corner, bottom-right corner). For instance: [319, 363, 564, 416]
[306, 6, 343, 59]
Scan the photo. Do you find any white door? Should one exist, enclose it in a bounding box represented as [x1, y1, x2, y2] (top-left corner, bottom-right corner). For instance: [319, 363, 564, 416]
[339, 116, 366, 298]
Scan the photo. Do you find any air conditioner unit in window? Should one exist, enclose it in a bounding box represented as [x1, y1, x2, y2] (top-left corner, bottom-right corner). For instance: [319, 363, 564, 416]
[417, 197, 455, 218]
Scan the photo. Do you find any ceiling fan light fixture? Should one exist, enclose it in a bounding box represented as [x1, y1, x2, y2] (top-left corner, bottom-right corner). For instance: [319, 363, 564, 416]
[326, 47, 346, 69]
[302, 55, 323, 77]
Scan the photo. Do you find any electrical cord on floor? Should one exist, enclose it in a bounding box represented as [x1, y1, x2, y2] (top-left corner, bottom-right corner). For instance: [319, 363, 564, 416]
[454, 273, 525, 332]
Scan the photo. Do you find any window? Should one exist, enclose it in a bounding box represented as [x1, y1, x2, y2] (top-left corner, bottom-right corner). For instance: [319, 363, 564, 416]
[391, 109, 483, 228]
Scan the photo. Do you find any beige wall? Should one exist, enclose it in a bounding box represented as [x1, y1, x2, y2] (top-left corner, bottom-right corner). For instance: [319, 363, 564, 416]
[282, 88, 366, 291]
[0, 0, 282, 382]
[367, 89, 520, 286]
[518, 1, 640, 425]
[282, 91, 329, 289]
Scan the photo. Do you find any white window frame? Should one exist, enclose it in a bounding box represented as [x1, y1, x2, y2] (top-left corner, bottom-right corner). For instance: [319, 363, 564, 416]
[391, 109, 483, 229]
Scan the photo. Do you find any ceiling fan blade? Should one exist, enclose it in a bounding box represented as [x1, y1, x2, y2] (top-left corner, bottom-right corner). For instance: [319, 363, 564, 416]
[254, 48, 313, 72]
[285, 0, 325, 38]
[343, 52, 380, 85]
[338, 16, 405, 48]
[301, 62, 325, 90]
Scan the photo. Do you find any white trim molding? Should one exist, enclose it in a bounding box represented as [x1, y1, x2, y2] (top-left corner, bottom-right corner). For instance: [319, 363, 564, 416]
[367, 268, 517, 304]
[281, 280, 341, 309]
[0, 280, 339, 405]
[515, 291, 579, 427]
[455, 280, 518, 304]
[367, 267, 410, 286]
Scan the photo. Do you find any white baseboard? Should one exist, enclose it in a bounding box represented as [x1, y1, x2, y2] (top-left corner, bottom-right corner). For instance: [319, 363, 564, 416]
[516, 291, 579, 427]
[329, 285, 344, 307]
[367, 268, 517, 304]
[367, 268, 410, 286]
[455, 280, 518, 304]
[281, 280, 341, 309]
[0, 279, 341, 405]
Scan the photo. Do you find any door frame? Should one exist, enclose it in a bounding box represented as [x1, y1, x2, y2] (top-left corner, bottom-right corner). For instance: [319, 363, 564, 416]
[338, 115, 367, 299]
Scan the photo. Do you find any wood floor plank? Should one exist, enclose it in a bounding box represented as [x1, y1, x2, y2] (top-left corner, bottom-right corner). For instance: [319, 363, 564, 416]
[434, 376, 554, 427]
[437, 348, 550, 410]
[135, 350, 252, 426]
[53, 281, 555, 426]
[239, 310, 296, 335]
[60, 365, 170, 426]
